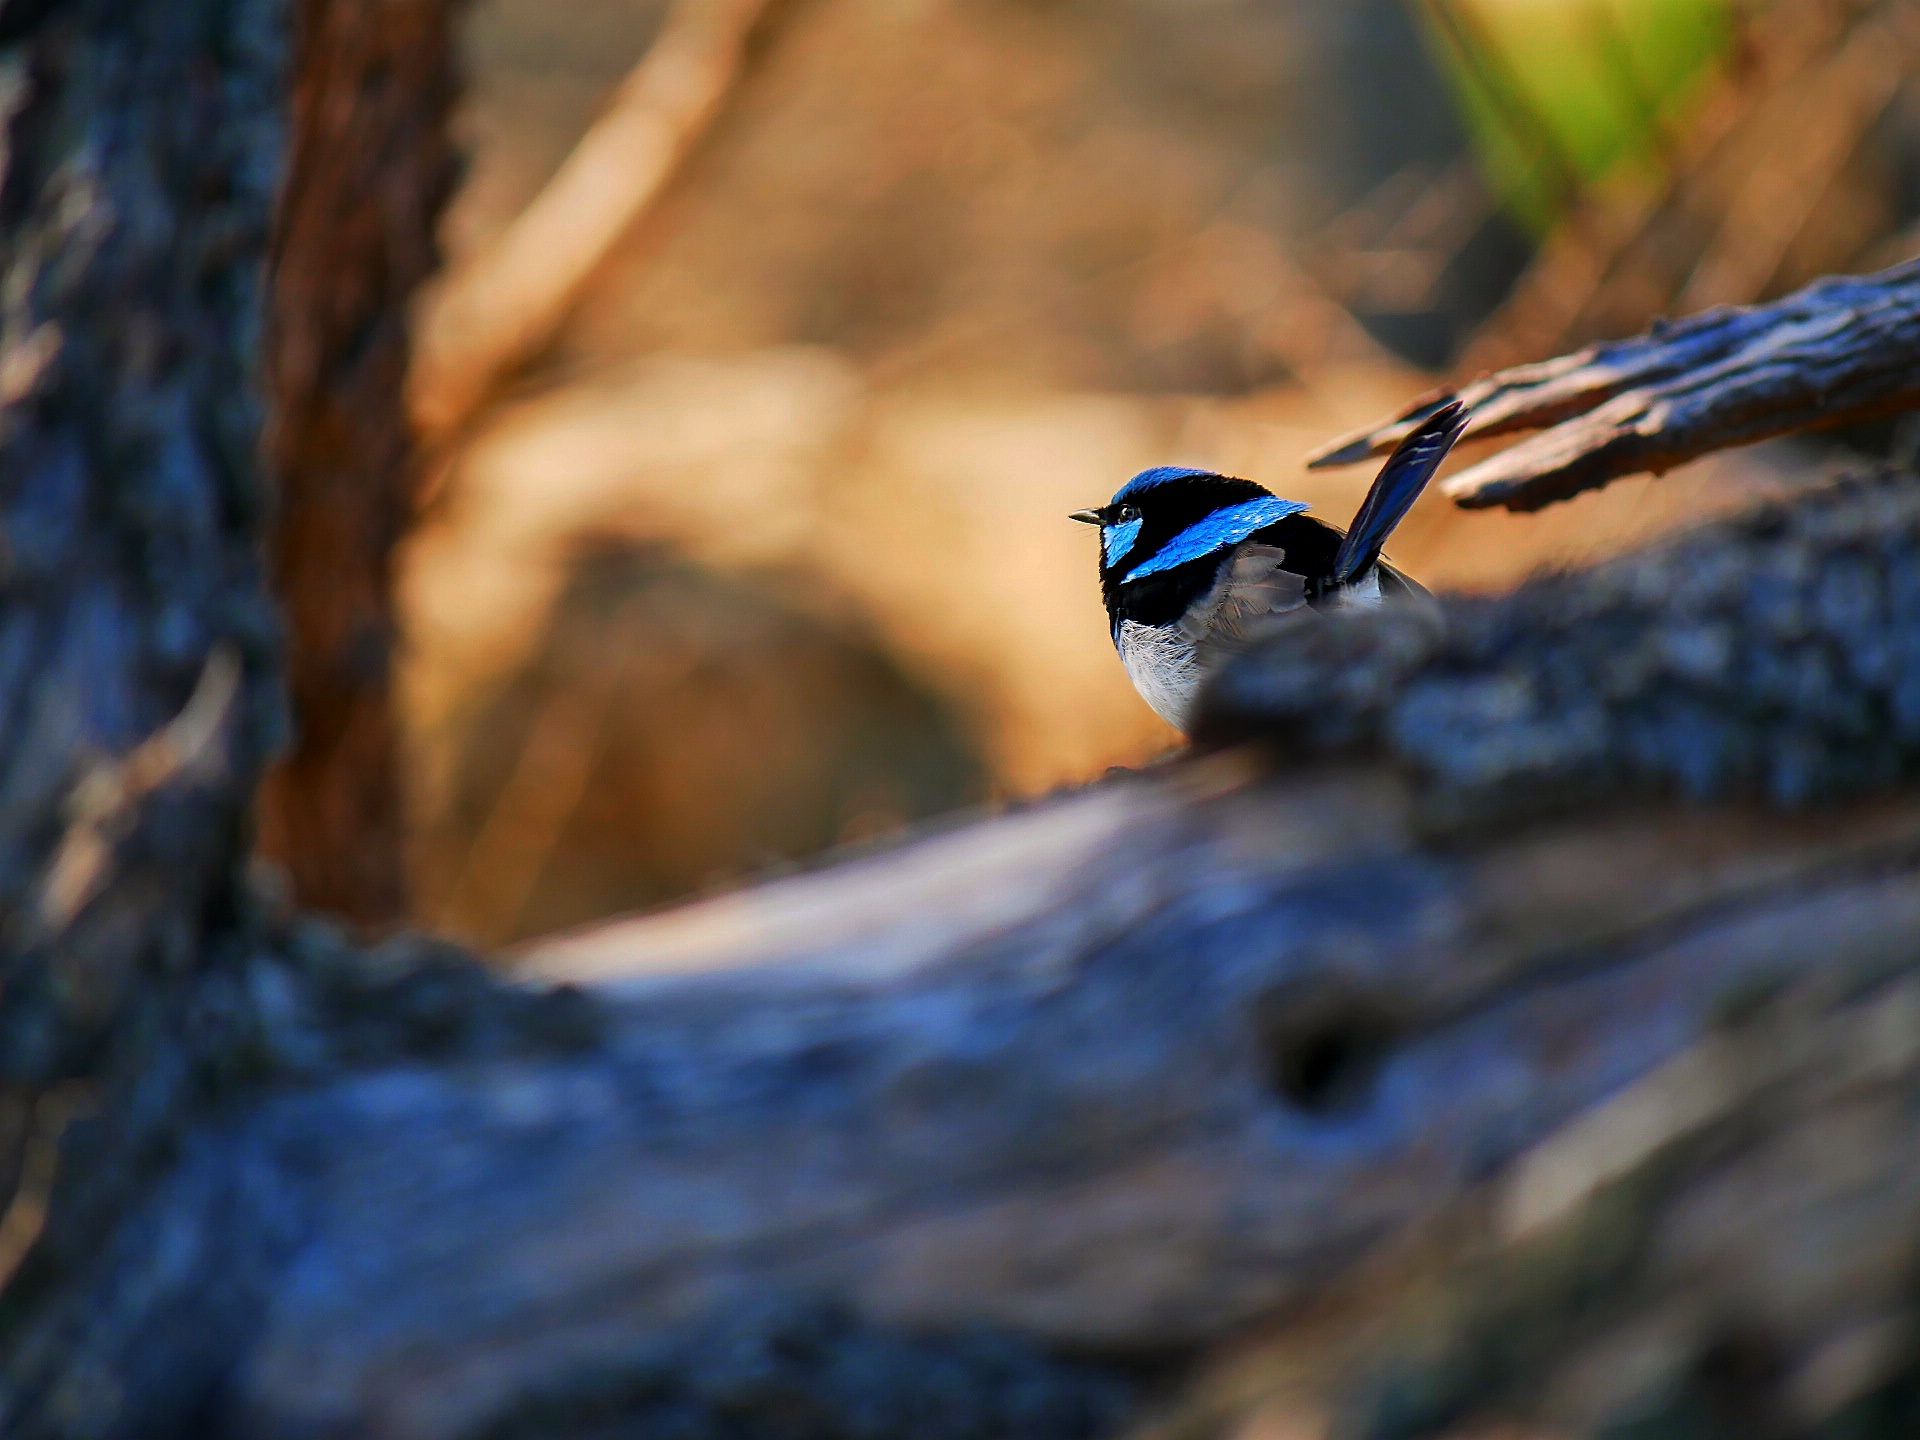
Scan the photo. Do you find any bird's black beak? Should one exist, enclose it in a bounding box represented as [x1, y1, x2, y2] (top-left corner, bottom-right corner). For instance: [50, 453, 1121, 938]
[1068, 509, 1102, 525]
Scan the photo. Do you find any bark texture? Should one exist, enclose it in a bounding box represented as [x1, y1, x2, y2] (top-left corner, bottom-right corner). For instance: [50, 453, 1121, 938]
[258, 0, 459, 929]
[1203, 467, 1920, 821]
[0, 0, 286, 1424]
[0, 0, 283, 1119]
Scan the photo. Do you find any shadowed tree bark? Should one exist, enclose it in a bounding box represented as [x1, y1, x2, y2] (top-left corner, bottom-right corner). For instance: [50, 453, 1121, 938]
[5, 3, 1920, 1439]
[257, 0, 459, 930]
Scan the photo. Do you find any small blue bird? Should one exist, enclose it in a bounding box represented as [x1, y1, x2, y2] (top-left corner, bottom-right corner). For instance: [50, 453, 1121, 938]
[1070, 400, 1471, 733]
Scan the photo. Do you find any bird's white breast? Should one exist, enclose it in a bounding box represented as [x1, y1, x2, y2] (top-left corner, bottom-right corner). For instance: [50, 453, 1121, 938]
[1114, 562, 1393, 733]
[1116, 620, 1205, 732]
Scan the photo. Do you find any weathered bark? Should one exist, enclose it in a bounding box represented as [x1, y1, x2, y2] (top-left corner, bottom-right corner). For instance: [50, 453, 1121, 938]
[0, 0, 286, 1428]
[6, 2, 1920, 1438]
[257, 0, 459, 929]
[0, 0, 283, 1108]
[1310, 259, 1920, 510]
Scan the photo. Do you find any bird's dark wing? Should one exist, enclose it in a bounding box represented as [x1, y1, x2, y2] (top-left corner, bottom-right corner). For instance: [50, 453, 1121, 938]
[1331, 399, 1471, 587]
[1187, 544, 1310, 653]
[1191, 542, 1439, 681]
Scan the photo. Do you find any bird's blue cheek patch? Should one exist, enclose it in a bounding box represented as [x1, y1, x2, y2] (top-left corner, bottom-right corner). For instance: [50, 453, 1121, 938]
[1103, 517, 1144, 568]
[1124, 495, 1308, 582]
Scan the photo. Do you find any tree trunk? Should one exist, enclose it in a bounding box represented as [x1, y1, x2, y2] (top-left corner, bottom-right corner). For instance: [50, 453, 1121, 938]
[257, 0, 459, 930]
[0, 0, 284, 1190]
[4, 3, 1920, 1439]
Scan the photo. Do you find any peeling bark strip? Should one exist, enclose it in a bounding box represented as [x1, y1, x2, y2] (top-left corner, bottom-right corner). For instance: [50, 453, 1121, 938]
[259, 0, 458, 929]
[1310, 260, 1920, 510]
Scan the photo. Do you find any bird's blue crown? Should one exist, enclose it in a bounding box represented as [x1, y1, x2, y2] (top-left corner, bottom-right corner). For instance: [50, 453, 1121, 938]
[1112, 465, 1225, 504]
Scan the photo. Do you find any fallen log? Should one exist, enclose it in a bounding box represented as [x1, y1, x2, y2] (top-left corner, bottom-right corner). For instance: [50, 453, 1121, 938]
[14, 472, 1920, 1438]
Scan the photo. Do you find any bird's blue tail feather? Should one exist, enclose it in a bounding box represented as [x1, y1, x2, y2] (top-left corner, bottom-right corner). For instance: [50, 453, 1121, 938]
[1331, 400, 1472, 587]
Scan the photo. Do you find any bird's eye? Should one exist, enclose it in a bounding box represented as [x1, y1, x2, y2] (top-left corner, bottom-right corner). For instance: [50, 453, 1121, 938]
[1117, 505, 1139, 523]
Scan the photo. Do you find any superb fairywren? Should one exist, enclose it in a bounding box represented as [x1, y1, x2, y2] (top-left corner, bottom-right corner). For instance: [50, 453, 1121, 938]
[1071, 400, 1471, 732]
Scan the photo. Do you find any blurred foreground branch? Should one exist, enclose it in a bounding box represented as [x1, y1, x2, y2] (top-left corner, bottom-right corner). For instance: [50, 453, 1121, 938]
[17, 469, 1920, 1439]
[407, 0, 785, 446]
[1310, 260, 1920, 510]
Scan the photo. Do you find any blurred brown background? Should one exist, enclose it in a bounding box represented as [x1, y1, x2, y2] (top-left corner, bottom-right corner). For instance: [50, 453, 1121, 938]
[396, 0, 1920, 949]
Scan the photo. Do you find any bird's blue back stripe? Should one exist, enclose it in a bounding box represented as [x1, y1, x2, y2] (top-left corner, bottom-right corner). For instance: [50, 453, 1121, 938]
[1123, 496, 1307, 582]
[1103, 516, 1144, 567]
[1113, 466, 1221, 503]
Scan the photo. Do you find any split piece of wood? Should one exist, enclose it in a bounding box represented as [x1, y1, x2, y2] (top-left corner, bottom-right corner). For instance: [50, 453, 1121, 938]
[1307, 259, 1920, 510]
